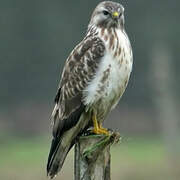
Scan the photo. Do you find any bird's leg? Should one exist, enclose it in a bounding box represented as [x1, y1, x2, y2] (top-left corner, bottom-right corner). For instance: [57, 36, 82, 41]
[92, 110, 109, 136]
[92, 111, 99, 134]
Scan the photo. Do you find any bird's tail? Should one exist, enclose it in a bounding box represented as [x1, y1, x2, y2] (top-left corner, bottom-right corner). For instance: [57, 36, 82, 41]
[47, 133, 74, 179]
[47, 109, 91, 178]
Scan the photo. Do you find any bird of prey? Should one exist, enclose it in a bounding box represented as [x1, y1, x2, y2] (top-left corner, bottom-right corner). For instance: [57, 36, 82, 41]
[47, 1, 133, 178]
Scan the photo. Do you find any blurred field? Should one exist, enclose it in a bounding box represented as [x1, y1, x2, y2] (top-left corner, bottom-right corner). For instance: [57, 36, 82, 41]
[0, 136, 179, 180]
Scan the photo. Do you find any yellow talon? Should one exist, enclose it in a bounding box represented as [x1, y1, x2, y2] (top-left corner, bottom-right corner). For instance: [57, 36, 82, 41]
[92, 111, 109, 136]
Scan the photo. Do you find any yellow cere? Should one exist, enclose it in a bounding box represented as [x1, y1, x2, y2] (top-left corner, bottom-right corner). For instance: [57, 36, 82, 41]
[112, 11, 119, 17]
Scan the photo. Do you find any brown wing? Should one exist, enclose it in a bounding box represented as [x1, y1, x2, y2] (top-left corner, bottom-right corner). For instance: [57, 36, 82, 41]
[47, 35, 105, 174]
[51, 36, 105, 138]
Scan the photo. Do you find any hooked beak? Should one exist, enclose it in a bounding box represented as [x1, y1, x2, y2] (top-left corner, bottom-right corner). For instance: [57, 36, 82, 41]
[112, 11, 119, 19]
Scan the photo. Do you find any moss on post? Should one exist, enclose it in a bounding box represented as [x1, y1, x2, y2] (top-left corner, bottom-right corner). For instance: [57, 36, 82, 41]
[74, 132, 120, 180]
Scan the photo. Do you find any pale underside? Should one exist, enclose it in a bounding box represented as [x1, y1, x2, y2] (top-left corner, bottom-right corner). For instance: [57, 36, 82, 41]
[83, 27, 133, 123]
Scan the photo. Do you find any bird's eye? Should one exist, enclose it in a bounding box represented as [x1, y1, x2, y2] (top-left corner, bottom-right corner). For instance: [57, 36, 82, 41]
[102, 10, 109, 16]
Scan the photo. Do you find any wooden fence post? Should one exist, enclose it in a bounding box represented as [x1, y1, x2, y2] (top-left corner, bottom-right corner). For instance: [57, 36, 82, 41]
[74, 132, 120, 180]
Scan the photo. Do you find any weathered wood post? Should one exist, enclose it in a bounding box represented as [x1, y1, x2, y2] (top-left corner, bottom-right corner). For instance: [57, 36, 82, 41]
[74, 132, 120, 180]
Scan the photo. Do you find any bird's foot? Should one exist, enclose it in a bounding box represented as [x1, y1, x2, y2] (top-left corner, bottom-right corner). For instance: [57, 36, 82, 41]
[93, 126, 109, 136]
[92, 110, 110, 136]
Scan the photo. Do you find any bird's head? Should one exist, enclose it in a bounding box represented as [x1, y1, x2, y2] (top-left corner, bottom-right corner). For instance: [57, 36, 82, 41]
[89, 1, 125, 29]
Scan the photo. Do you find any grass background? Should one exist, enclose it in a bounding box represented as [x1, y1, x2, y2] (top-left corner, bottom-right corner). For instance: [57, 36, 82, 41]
[1, 136, 180, 180]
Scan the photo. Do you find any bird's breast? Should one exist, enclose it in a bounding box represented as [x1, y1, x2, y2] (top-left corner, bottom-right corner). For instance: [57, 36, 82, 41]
[83, 28, 133, 108]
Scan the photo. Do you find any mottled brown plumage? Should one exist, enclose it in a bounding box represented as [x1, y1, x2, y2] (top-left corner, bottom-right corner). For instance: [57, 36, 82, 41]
[47, 1, 133, 178]
[52, 36, 105, 137]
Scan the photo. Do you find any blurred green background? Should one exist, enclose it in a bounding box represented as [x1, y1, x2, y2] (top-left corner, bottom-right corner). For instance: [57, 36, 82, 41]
[0, 0, 180, 180]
